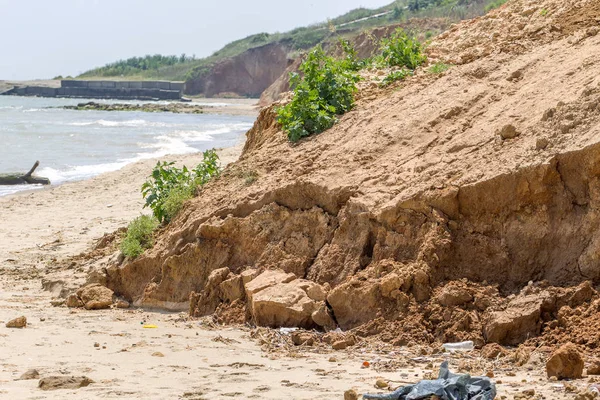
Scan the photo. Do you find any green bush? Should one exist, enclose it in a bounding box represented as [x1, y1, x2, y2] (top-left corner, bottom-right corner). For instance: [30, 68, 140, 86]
[380, 69, 412, 87]
[428, 62, 451, 74]
[338, 39, 370, 71]
[162, 185, 194, 223]
[142, 149, 220, 223]
[192, 148, 220, 186]
[276, 46, 359, 142]
[120, 215, 159, 259]
[377, 29, 426, 69]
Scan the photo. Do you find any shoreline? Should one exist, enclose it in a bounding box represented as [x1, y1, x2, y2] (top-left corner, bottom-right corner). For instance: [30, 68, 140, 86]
[0, 143, 244, 262]
[0, 97, 259, 199]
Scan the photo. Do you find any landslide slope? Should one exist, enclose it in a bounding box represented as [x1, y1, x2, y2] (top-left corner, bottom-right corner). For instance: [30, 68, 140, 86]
[104, 0, 600, 347]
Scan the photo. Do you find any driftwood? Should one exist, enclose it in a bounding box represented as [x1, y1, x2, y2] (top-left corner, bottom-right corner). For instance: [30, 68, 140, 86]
[0, 161, 51, 185]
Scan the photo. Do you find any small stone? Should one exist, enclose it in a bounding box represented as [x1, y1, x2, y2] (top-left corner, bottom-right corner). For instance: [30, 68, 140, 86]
[564, 382, 577, 392]
[328, 357, 337, 362]
[115, 300, 130, 309]
[498, 124, 520, 140]
[486, 370, 494, 378]
[514, 389, 535, 400]
[18, 369, 40, 380]
[541, 108, 555, 121]
[375, 378, 388, 389]
[332, 340, 348, 350]
[38, 376, 93, 390]
[536, 138, 549, 150]
[152, 352, 165, 357]
[66, 294, 83, 308]
[93, 342, 100, 348]
[588, 360, 600, 375]
[291, 332, 314, 346]
[6, 316, 27, 328]
[481, 343, 507, 359]
[344, 389, 359, 400]
[507, 70, 523, 81]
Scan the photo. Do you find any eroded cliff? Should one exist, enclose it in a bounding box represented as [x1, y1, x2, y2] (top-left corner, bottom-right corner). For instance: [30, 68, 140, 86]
[101, 0, 600, 348]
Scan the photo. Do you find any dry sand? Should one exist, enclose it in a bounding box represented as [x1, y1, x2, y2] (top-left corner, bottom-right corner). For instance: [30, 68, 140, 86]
[0, 145, 575, 399]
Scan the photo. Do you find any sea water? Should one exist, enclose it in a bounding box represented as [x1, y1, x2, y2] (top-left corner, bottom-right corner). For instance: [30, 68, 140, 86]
[0, 96, 255, 197]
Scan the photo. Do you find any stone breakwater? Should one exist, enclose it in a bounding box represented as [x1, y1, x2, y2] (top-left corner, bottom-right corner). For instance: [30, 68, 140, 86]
[2, 80, 185, 101]
[61, 101, 204, 114]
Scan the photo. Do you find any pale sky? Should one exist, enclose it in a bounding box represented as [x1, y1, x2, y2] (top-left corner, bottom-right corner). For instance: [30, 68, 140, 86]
[0, 0, 392, 80]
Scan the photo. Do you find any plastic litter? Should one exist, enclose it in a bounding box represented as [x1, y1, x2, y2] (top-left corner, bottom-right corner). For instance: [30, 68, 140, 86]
[551, 383, 565, 392]
[442, 341, 474, 352]
[363, 361, 496, 400]
[590, 384, 600, 395]
[143, 324, 158, 329]
[279, 327, 298, 334]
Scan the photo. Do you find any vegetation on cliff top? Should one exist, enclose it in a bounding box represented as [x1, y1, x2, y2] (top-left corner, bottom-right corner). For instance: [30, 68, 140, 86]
[78, 0, 504, 82]
[79, 54, 196, 79]
[278, 29, 426, 142]
[276, 46, 359, 142]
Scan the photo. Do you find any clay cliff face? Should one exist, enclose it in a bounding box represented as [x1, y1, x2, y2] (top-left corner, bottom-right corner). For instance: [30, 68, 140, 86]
[102, 0, 600, 348]
[185, 42, 293, 98]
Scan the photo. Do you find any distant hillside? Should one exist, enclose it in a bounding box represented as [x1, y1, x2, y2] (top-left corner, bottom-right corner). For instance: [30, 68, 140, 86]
[79, 0, 506, 97]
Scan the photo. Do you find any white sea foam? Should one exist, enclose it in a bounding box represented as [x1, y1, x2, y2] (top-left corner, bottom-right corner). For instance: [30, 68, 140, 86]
[68, 119, 168, 128]
[175, 123, 253, 142]
[37, 161, 129, 184]
[0, 184, 43, 197]
[136, 136, 198, 159]
[36, 136, 199, 185]
[193, 102, 232, 107]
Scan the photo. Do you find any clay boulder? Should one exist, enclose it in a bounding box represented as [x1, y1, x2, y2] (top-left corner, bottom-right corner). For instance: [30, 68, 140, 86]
[483, 293, 548, 345]
[546, 343, 584, 379]
[76, 284, 115, 310]
[250, 279, 325, 328]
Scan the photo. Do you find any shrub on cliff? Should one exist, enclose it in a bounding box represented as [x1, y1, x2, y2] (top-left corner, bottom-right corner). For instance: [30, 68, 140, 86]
[142, 149, 220, 223]
[120, 215, 159, 259]
[277, 46, 359, 142]
[377, 28, 426, 69]
[380, 69, 412, 87]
